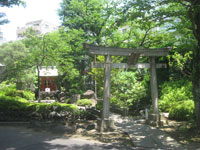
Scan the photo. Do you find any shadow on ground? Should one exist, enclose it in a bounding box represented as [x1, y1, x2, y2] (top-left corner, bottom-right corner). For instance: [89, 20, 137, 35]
[0, 126, 139, 150]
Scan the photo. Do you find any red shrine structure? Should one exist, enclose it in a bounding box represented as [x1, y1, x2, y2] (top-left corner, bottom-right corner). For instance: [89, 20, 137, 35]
[39, 66, 58, 92]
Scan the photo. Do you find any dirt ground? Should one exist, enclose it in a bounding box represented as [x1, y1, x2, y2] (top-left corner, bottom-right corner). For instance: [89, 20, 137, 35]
[71, 130, 133, 146]
[70, 121, 133, 147]
[159, 120, 200, 150]
[30, 120, 134, 147]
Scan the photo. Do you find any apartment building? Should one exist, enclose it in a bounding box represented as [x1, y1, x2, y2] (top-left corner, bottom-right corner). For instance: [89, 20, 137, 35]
[16, 20, 58, 39]
[0, 28, 5, 44]
[0, 63, 5, 80]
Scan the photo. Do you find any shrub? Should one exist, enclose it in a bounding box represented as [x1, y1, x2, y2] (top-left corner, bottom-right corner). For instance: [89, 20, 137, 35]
[0, 93, 78, 121]
[169, 100, 195, 121]
[96, 100, 103, 110]
[111, 71, 147, 109]
[0, 81, 35, 100]
[0, 94, 28, 111]
[159, 80, 193, 112]
[65, 98, 70, 104]
[77, 99, 92, 107]
[0, 82, 17, 97]
[159, 79, 195, 121]
[0, 81, 84, 121]
[35, 103, 51, 114]
[22, 90, 35, 100]
[50, 102, 78, 112]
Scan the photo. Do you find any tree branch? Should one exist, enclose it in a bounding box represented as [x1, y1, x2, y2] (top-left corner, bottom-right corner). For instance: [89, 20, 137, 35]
[139, 27, 152, 47]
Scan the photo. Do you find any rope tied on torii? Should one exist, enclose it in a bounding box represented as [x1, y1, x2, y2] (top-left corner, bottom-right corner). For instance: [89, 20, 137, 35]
[85, 44, 171, 131]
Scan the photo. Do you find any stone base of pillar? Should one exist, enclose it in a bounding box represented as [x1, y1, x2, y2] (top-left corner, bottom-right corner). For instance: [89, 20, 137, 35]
[146, 113, 169, 127]
[146, 113, 161, 127]
[122, 107, 128, 117]
[159, 113, 169, 126]
[97, 118, 116, 132]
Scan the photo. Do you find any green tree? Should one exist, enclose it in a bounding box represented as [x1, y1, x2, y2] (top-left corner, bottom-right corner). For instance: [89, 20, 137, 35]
[154, 0, 200, 127]
[41, 28, 86, 95]
[111, 71, 147, 109]
[22, 28, 55, 100]
[58, 0, 174, 100]
[22, 27, 87, 95]
[0, 0, 24, 7]
[118, 0, 200, 125]
[0, 40, 36, 90]
[59, 0, 122, 45]
[13, 27, 86, 97]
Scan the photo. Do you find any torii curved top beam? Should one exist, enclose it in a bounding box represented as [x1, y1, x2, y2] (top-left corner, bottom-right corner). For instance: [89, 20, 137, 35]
[84, 44, 170, 56]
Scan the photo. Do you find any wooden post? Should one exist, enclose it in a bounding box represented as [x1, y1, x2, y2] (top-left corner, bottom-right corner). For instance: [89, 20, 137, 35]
[150, 57, 159, 116]
[37, 66, 41, 103]
[102, 55, 111, 119]
[94, 55, 97, 99]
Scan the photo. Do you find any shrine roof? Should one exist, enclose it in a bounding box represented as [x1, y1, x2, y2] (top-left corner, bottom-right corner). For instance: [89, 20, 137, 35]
[38, 66, 58, 77]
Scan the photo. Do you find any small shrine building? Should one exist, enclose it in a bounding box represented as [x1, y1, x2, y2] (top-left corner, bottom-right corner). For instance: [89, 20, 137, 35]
[39, 66, 58, 92]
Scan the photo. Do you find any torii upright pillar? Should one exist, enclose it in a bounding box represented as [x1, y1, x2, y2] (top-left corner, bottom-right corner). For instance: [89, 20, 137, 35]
[103, 55, 111, 119]
[150, 57, 159, 118]
[99, 55, 115, 132]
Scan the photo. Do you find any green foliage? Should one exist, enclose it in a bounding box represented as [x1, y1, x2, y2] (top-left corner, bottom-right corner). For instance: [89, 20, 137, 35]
[0, 41, 30, 78]
[0, 41, 37, 90]
[0, 81, 35, 100]
[33, 102, 78, 115]
[65, 98, 70, 104]
[169, 100, 195, 121]
[0, 94, 28, 111]
[22, 90, 35, 100]
[159, 80, 195, 120]
[0, 91, 81, 121]
[77, 99, 92, 107]
[59, 0, 121, 44]
[50, 102, 78, 112]
[0, 27, 87, 95]
[33, 103, 50, 114]
[0, 0, 25, 7]
[0, 94, 78, 117]
[96, 100, 103, 110]
[111, 71, 147, 108]
[36, 29, 86, 95]
[0, 81, 16, 95]
[1, 0, 199, 123]
[0, 81, 78, 116]
[159, 80, 193, 112]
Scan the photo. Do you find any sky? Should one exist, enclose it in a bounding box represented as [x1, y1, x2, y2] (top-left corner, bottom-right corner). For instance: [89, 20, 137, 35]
[0, 0, 62, 41]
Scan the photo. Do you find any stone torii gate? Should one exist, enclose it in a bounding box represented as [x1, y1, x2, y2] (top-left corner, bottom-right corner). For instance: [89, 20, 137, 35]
[85, 44, 170, 131]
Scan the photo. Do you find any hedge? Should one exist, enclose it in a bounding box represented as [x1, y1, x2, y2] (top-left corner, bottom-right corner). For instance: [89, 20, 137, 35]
[0, 94, 78, 121]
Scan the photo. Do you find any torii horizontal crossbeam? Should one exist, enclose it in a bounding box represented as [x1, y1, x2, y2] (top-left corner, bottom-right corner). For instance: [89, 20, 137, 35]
[85, 44, 170, 56]
[91, 62, 167, 69]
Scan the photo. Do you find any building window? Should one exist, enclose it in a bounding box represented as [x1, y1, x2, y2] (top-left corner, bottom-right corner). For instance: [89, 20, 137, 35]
[36, 30, 41, 34]
[45, 24, 49, 29]
[44, 79, 51, 87]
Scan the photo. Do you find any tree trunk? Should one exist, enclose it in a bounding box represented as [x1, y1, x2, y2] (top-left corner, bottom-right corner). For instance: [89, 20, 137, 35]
[37, 66, 41, 103]
[192, 40, 200, 126]
[192, 8, 200, 127]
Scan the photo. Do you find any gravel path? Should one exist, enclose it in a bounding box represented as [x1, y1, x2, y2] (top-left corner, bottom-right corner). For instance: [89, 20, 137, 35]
[111, 113, 184, 150]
